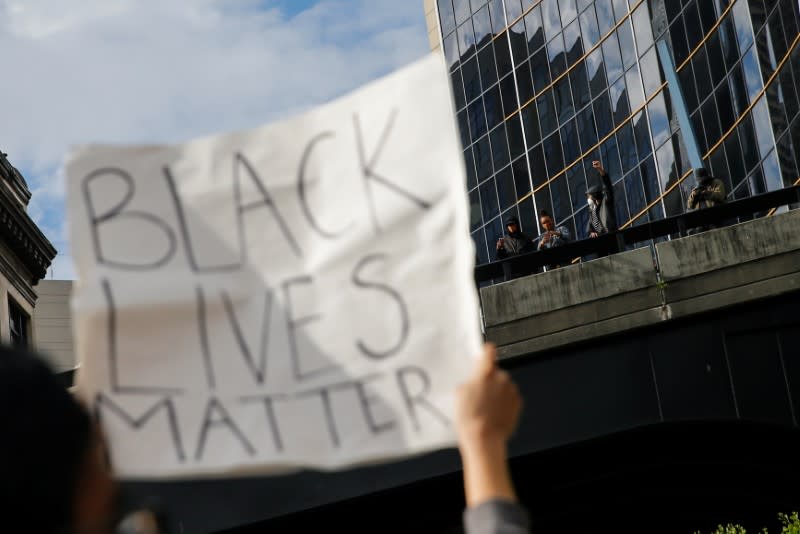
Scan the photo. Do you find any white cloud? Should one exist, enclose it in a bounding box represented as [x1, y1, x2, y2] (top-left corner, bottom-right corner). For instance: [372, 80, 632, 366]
[0, 0, 430, 279]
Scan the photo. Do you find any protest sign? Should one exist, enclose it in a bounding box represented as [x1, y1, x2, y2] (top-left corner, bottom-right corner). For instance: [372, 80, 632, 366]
[66, 53, 482, 479]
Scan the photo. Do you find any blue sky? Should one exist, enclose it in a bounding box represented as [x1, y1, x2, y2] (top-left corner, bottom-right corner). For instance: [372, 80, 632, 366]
[0, 0, 431, 279]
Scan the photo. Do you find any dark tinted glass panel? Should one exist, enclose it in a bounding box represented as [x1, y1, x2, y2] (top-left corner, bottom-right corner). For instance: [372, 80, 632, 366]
[496, 166, 517, 210]
[473, 229, 489, 265]
[538, 92, 558, 137]
[465, 147, 478, 189]
[600, 134, 622, 181]
[728, 62, 749, 116]
[554, 77, 575, 124]
[693, 48, 714, 106]
[715, 82, 736, 133]
[587, 47, 608, 97]
[528, 144, 548, 187]
[516, 60, 535, 104]
[697, 0, 717, 35]
[544, 131, 566, 176]
[444, 31, 461, 70]
[490, 123, 510, 170]
[499, 74, 518, 115]
[618, 22, 637, 69]
[495, 40, 514, 78]
[507, 117, 526, 159]
[517, 198, 537, 234]
[457, 19, 477, 58]
[669, 17, 690, 67]
[522, 104, 542, 146]
[484, 85, 503, 130]
[562, 117, 581, 164]
[451, 68, 466, 110]
[535, 188, 554, 220]
[525, 7, 545, 51]
[707, 33, 727, 89]
[655, 140, 677, 191]
[725, 129, 747, 186]
[475, 134, 493, 180]
[468, 98, 488, 139]
[617, 121, 638, 173]
[701, 97, 722, 151]
[570, 62, 591, 108]
[595, 1, 615, 35]
[625, 168, 647, 219]
[640, 155, 660, 205]
[577, 105, 598, 152]
[678, 64, 699, 112]
[610, 75, 630, 125]
[718, 17, 739, 72]
[469, 189, 482, 230]
[512, 157, 531, 199]
[594, 92, 614, 138]
[742, 47, 763, 102]
[462, 55, 482, 101]
[564, 19, 583, 65]
[478, 44, 498, 89]
[602, 33, 624, 83]
[530, 47, 551, 92]
[551, 174, 572, 221]
[548, 34, 568, 78]
[473, 6, 493, 45]
[691, 111, 708, 155]
[510, 24, 528, 65]
[613, 180, 630, 225]
[542, 0, 562, 41]
[439, 0, 457, 36]
[458, 108, 471, 147]
[480, 178, 500, 221]
[633, 111, 652, 161]
[580, 6, 601, 49]
[567, 164, 587, 212]
[683, 4, 703, 50]
[648, 94, 669, 150]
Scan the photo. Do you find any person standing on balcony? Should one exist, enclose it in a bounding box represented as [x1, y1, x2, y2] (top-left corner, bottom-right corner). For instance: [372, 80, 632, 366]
[496, 215, 535, 280]
[585, 160, 618, 239]
[688, 168, 726, 210]
[536, 211, 572, 270]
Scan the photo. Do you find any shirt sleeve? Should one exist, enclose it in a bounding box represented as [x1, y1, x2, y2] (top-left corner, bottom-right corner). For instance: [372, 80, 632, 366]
[463, 499, 530, 534]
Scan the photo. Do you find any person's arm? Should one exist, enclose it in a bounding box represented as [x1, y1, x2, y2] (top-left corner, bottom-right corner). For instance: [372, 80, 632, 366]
[705, 179, 726, 203]
[557, 226, 571, 242]
[457, 344, 528, 534]
[688, 187, 700, 210]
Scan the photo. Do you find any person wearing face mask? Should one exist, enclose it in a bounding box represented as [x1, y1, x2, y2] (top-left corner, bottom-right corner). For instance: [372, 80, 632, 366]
[585, 160, 618, 239]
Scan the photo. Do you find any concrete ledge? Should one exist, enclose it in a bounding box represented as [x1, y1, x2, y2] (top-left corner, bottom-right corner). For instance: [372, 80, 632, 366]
[482, 209, 800, 358]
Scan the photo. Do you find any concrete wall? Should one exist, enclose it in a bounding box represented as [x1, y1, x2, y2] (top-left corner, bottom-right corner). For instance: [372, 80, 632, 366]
[32, 280, 74, 372]
[481, 209, 800, 358]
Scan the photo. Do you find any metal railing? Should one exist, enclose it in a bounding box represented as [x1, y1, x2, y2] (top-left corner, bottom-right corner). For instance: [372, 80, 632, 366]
[475, 185, 800, 285]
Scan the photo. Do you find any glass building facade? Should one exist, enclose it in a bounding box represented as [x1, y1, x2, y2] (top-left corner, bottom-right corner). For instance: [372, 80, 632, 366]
[430, 0, 800, 267]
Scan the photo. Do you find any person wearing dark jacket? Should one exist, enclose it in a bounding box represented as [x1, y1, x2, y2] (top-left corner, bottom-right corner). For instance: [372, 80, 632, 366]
[687, 168, 727, 235]
[496, 216, 535, 280]
[585, 160, 618, 238]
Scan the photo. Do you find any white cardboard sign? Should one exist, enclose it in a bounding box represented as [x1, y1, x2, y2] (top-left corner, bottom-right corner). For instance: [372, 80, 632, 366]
[66, 54, 482, 478]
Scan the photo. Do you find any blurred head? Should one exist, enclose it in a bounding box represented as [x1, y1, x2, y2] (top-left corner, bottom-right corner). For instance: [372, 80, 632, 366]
[505, 216, 520, 235]
[695, 167, 713, 185]
[0, 346, 117, 533]
[586, 185, 603, 205]
[540, 213, 555, 232]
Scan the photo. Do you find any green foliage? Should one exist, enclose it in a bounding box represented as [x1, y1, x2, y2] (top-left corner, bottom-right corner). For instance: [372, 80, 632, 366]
[693, 512, 800, 534]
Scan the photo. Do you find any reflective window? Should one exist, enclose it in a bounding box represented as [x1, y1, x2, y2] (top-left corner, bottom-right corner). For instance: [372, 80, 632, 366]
[577, 0, 593, 12]
[632, 3, 654, 54]
[451, 68, 466, 110]
[458, 108, 471, 146]
[469, 189, 483, 230]
[683, 4, 703, 51]
[537, 92, 558, 137]
[751, 98, 776, 159]
[692, 49, 714, 104]
[706, 33, 727, 89]
[462, 55, 482, 101]
[749, 166, 767, 196]
[648, 92, 670, 148]
[617, 120, 638, 173]
[507, 117, 526, 159]
[457, 19, 477, 58]
[488, 0, 506, 33]
[490, 124, 510, 169]
[518, 198, 537, 234]
[525, 7, 545, 52]
[535, 188, 554, 218]
[732, 0, 755, 55]
[669, 16, 690, 67]
[551, 173, 572, 221]
[484, 85, 503, 130]
[454, 0, 473, 26]
[467, 98, 487, 141]
[595, 1, 615, 35]
[473, 6, 493, 45]
[554, 77, 575, 124]
[438, 0, 457, 36]
[475, 134, 494, 180]
[738, 116, 761, 172]
[633, 111, 652, 162]
[479, 178, 500, 221]
[548, 34, 568, 79]
[465, 147, 478, 189]
[522, 104, 541, 145]
[580, 6, 601, 49]
[594, 92, 614, 138]
[478, 44, 498, 89]
[626, 64, 645, 111]
[718, 17, 739, 71]
[516, 60, 535, 104]
[640, 155, 660, 205]
[496, 166, 517, 210]
[563, 19, 583, 65]
[655, 140, 677, 191]
[715, 82, 736, 133]
[473, 229, 489, 265]
[510, 23, 528, 65]
[587, 47, 608, 97]
[679, 64, 699, 113]
[570, 62, 592, 108]
[542, 0, 562, 42]
[512, 157, 531, 199]
[625, 168, 647, 220]
[602, 33, 624, 83]
[577, 105, 598, 152]
[611, 0, 627, 22]
[618, 22, 637, 70]
[613, 180, 630, 225]
[610, 75, 630, 125]
[543, 131, 566, 176]
[562, 117, 580, 164]
[724, 129, 747, 186]
[559, 0, 578, 27]
[742, 47, 763, 102]
[443, 31, 461, 70]
[528, 144, 547, 187]
[728, 62, 749, 116]
[567, 164, 587, 212]
[697, 0, 717, 35]
[530, 47, 551, 92]
[499, 74, 518, 115]
[505, 0, 524, 22]
[600, 132, 622, 179]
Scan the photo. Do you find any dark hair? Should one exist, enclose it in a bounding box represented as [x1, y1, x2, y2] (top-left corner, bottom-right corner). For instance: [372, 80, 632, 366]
[0, 346, 92, 533]
[539, 211, 552, 219]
